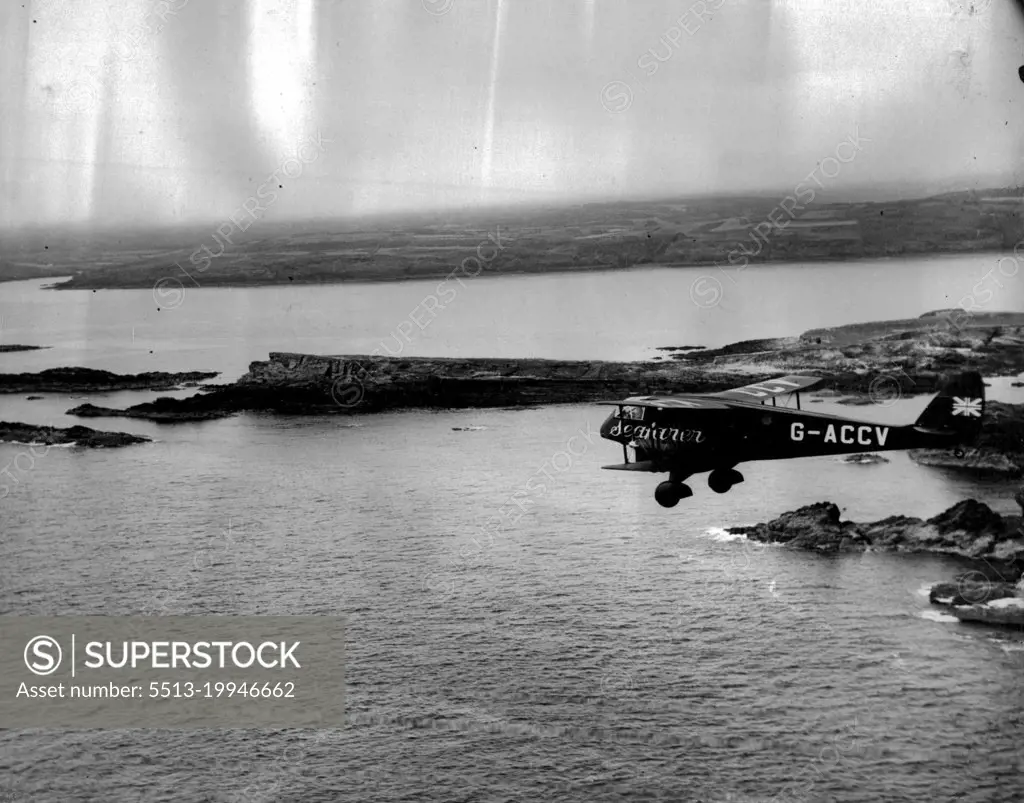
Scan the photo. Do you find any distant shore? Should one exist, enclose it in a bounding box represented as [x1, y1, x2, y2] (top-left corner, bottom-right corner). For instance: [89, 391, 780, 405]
[42, 246, 1019, 292]
[6, 186, 1018, 291]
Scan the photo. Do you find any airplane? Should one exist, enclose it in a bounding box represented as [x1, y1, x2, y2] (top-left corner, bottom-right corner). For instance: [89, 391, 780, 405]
[598, 371, 985, 507]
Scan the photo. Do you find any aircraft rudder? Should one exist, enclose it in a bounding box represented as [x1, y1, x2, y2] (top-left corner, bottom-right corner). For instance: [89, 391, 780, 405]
[914, 370, 984, 441]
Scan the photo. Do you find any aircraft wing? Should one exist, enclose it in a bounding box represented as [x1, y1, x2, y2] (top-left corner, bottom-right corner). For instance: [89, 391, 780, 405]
[598, 397, 733, 410]
[705, 375, 823, 402]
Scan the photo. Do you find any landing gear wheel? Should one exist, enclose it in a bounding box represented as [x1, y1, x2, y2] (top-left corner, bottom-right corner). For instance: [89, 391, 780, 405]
[708, 474, 731, 494]
[708, 468, 744, 494]
[655, 481, 692, 508]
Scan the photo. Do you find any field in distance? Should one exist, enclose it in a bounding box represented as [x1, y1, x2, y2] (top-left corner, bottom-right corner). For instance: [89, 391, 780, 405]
[3, 187, 1023, 289]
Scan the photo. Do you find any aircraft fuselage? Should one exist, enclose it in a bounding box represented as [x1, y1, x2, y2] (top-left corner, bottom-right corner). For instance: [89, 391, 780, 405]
[599, 370, 984, 506]
[599, 402, 961, 474]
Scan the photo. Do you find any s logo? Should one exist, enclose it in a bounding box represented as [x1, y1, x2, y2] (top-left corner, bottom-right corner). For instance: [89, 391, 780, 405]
[24, 635, 62, 676]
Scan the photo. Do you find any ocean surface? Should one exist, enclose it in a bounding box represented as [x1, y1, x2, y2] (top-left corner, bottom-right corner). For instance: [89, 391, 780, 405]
[2, 256, 1024, 802]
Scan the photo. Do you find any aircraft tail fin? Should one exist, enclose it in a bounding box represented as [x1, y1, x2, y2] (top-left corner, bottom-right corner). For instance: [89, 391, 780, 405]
[913, 371, 985, 443]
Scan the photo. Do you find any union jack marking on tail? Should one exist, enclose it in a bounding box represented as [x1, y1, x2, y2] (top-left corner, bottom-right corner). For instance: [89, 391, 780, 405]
[951, 397, 982, 417]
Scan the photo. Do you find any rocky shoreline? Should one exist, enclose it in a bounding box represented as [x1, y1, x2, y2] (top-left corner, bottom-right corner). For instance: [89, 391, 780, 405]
[47, 310, 1024, 422]
[0, 422, 151, 448]
[68, 400, 228, 422]
[61, 355, 786, 422]
[928, 577, 1024, 628]
[0, 367, 218, 394]
[726, 495, 1024, 628]
[909, 398, 1024, 476]
[727, 499, 1024, 561]
[4, 311, 1022, 468]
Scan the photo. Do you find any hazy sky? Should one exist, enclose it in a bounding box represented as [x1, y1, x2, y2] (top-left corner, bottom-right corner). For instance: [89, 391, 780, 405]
[1, 0, 1022, 230]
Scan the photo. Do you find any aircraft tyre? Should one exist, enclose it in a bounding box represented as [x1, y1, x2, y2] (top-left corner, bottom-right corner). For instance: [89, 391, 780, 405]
[708, 468, 744, 494]
[655, 481, 692, 507]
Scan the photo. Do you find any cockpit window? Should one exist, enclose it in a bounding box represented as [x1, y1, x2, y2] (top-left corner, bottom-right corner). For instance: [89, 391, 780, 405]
[620, 405, 645, 421]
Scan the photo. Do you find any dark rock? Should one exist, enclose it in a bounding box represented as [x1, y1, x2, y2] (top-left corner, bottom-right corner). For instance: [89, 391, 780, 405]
[840, 453, 889, 464]
[678, 313, 1024, 393]
[63, 354, 810, 421]
[0, 421, 150, 448]
[929, 580, 1018, 606]
[929, 499, 1006, 538]
[728, 500, 1024, 560]
[25, 395, 42, 400]
[68, 400, 231, 423]
[728, 502, 869, 552]
[925, 505, 1024, 628]
[909, 401, 1024, 476]
[910, 447, 1022, 476]
[946, 602, 1024, 628]
[0, 368, 219, 394]
[0, 344, 48, 353]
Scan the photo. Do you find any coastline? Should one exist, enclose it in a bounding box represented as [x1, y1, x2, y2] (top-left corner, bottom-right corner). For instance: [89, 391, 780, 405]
[8, 185, 1021, 292]
[2, 312, 1019, 424]
[40, 245, 1020, 291]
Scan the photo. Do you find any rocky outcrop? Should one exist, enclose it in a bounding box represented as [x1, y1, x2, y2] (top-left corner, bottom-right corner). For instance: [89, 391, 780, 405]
[0, 368, 218, 394]
[909, 401, 1024, 476]
[929, 573, 1024, 628]
[944, 598, 1024, 628]
[725, 502, 872, 552]
[0, 421, 150, 448]
[909, 448, 1022, 476]
[63, 354, 777, 422]
[676, 311, 1024, 389]
[840, 453, 889, 464]
[925, 492, 1024, 628]
[67, 400, 229, 422]
[727, 499, 1024, 560]
[51, 312, 1024, 440]
[59, 350, 1024, 458]
[0, 344, 47, 352]
[732, 496, 1024, 628]
[929, 579, 1019, 606]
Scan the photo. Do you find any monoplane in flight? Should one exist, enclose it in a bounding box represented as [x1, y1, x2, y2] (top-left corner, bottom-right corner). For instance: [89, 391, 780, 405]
[599, 372, 984, 507]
